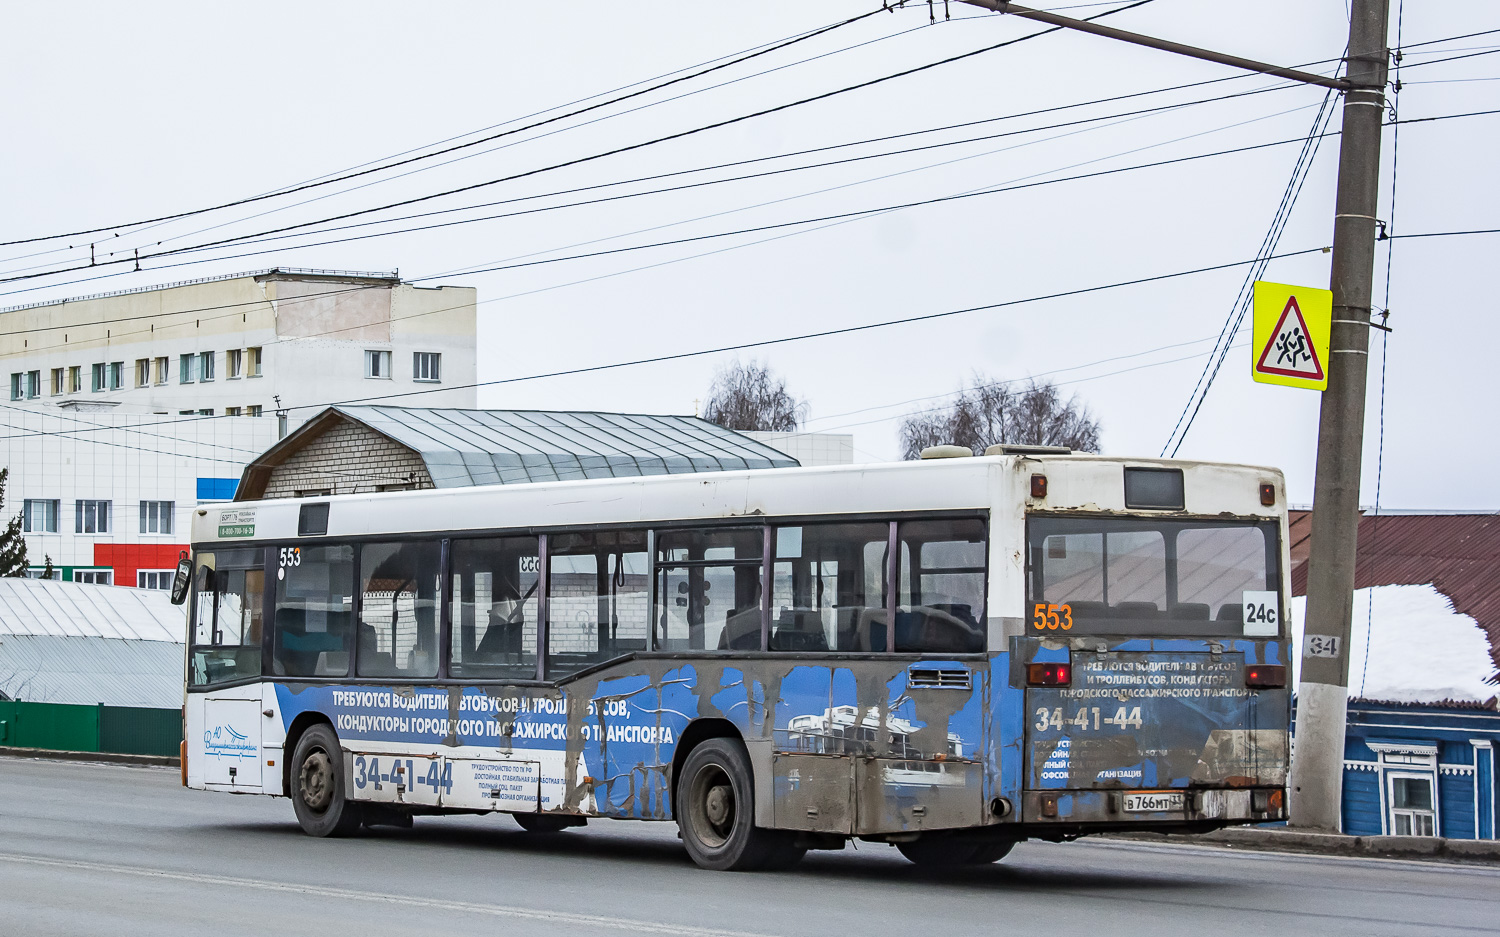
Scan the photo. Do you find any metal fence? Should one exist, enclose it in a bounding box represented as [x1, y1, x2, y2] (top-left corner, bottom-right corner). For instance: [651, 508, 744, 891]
[0, 701, 181, 757]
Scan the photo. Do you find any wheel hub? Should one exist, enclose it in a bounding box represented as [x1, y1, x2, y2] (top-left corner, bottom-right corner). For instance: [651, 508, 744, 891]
[300, 750, 333, 812]
[705, 784, 732, 828]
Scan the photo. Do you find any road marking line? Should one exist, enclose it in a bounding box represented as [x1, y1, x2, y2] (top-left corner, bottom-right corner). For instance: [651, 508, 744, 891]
[0, 852, 781, 937]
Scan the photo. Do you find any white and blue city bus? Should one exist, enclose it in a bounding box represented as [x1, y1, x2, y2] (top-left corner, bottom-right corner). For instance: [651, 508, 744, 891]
[178, 450, 1291, 870]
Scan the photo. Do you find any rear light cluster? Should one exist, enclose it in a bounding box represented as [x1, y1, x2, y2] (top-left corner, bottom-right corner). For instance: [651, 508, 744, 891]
[1027, 662, 1071, 687]
[1245, 664, 1286, 688]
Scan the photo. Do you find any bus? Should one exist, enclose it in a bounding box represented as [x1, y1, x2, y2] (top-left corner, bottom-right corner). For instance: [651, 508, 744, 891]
[178, 450, 1291, 870]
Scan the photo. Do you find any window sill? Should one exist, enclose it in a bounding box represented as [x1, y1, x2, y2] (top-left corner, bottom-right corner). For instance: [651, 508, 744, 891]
[247, 373, 263, 379]
[413, 378, 441, 384]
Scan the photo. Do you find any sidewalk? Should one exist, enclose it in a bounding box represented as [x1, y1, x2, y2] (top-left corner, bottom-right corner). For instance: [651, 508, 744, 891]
[1106, 826, 1500, 864]
[0, 745, 178, 768]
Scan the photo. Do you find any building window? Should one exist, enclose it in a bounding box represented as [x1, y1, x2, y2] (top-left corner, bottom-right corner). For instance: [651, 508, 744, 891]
[247, 405, 263, 417]
[73, 570, 112, 585]
[23, 499, 59, 533]
[198, 408, 214, 416]
[180, 354, 195, 384]
[413, 352, 442, 383]
[1389, 774, 1437, 836]
[199, 351, 214, 382]
[140, 500, 174, 535]
[135, 359, 150, 388]
[51, 368, 65, 395]
[24, 567, 62, 581]
[69, 366, 82, 393]
[75, 499, 111, 534]
[24, 370, 39, 398]
[227, 349, 243, 379]
[9, 373, 20, 401]
[365, 349, 392, 379]
[138, 570, 174, 590]
[109, 362, 123, 390]
[154, 357, 169, 385]
[248, 346, 263, 377]
[92, 363, 107, 392]
[225, 406, 242, 416]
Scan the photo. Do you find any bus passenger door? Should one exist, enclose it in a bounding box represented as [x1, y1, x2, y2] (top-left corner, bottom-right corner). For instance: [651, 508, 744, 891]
[201, 697, 262, 790]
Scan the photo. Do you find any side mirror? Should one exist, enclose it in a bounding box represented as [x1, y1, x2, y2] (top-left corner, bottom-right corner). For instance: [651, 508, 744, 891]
[170, 557, 194, 606]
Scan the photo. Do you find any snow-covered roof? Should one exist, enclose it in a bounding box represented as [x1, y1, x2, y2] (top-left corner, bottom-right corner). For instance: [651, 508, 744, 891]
[0, 578, 185, 643]
[1291, 583, 1499, 705]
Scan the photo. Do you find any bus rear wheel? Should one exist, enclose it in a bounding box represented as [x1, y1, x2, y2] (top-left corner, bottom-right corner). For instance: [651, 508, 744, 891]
[290, 724, 363, 837]
[897, 836, 1014, 866]
[676, 738, 804, 872]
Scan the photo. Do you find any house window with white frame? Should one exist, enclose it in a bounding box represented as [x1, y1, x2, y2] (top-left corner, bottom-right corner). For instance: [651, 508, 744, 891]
[51, 368, 65, 395]
[248, 346, 263, 377]
[227, 348, 243, 379]
[413, 351, 442, 382]
[73, 569, 112, 585]
[199, 351, 214, 382]
[92, 363, 107, 392]
[154, 356, 169, 385]
[75, 499, 110, 534]
[365, 349, 392, 379]
[23, 499, 59, 533]
[69, 366, 82, 393]
[1388, 774, 1437, 836]
[180, 354, 196, 384]
[135, 358, 150, 388]
[139, 500, 174, 535]
[138, 570, 174, 590]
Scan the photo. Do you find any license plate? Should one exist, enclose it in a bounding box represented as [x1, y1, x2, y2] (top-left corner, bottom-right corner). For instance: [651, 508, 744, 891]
[1124, 791, 1184, 813]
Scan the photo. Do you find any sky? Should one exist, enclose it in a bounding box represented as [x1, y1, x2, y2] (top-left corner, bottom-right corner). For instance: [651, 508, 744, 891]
[2, 0, 1496, 508]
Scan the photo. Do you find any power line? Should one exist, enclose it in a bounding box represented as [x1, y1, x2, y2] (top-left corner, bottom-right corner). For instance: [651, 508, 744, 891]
[0, 2, 1156, 286]
[0, 7, 893, 249]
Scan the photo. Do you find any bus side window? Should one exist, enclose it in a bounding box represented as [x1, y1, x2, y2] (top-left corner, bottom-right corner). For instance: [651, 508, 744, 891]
[188, 549, 266, 686]
[272, 544, 355, 678]
[654, 527, 762, 653]
[450, 536, 540, 680]
[357, 541, 442, 679]
[896, 518, 987, 654]
[770, 522, 889, 652]
[547, 530, 649, 679]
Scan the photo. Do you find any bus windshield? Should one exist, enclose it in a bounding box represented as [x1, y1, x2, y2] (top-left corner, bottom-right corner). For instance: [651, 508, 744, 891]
[1026, 516, 1278, 637]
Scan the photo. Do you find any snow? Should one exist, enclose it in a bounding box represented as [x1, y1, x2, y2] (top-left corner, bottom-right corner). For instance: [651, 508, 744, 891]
[1290, 583, 1498, 704]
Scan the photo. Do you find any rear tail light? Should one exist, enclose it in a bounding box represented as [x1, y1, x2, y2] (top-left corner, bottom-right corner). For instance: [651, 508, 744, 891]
[1259, 483, 1276, 506]
[1027, 662, 1071, 687]
[1245, 664, 1286, 688]
[1030, 474, 1048, 499]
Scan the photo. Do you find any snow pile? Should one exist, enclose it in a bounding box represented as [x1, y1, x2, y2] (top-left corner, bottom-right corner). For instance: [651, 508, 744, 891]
[1290, 583, 1498, 705]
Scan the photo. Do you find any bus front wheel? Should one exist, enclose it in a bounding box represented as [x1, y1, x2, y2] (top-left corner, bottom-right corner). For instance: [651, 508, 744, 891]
[676, 738, 804, 872]
[290, 724, 363, 837]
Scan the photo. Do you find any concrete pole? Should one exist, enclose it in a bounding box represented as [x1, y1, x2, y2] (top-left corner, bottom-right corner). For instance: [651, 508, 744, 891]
[1290, 0, 1391, 831]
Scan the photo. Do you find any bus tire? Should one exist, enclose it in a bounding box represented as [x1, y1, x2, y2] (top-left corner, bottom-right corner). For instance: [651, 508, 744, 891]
[290, 724, 363, 838]
[513, 813, 581, 833]
[897, 836, 1011, 867]
[676, 738, 804, 872]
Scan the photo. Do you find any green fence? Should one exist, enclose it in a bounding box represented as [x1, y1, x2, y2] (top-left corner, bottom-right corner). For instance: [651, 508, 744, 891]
[0, 701, 181, 757]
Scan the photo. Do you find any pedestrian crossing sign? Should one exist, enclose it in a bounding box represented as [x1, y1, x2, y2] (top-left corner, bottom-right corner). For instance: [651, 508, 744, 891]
[1252, 280, 1332, 391]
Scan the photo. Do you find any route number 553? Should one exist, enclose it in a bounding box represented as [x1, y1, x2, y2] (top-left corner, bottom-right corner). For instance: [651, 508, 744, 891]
[1032, 602, 1073, 631]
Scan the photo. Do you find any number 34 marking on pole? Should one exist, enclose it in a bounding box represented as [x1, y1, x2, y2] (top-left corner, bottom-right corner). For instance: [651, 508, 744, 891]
[1303, 634, 1342, 658]
[1032, 602, 1073, 631]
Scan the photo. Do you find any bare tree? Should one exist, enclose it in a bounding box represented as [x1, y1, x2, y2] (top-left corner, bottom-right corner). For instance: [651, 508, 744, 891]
[702, 359, 808, 433]
[0, 467, 28, 576]
[899, 376, 1101, 459]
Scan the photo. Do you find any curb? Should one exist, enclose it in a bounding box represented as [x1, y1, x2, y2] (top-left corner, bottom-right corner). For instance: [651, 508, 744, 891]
[0, 745, 178, 768]
[1103, 827, 1500, 864]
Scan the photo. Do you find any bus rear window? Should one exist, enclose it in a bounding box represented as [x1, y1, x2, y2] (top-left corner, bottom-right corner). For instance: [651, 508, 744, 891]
[1027, 517, 1276, 636]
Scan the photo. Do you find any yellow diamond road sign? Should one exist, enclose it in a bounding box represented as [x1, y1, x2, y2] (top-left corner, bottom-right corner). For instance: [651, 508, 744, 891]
[1252, 280, 1332, 391]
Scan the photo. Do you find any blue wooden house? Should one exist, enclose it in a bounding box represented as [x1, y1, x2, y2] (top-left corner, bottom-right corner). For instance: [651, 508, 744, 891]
[1290, 509, 1500, 840]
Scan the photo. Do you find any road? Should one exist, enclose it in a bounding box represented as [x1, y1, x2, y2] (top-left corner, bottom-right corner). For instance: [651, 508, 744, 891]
[0, 757, 1494, 937]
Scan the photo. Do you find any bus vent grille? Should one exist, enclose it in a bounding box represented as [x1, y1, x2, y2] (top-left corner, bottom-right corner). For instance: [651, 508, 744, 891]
[908, 668, 971, 689]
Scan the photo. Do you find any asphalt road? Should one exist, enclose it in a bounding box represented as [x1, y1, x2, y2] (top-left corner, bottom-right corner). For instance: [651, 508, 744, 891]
[0, 758, 1495, 937]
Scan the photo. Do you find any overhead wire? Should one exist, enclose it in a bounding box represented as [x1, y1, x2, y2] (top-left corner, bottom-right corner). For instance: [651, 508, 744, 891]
[0, 1, 1161, 285]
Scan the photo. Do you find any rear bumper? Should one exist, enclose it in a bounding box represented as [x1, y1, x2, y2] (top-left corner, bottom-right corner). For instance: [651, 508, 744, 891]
[1020, 787, 1286, 828]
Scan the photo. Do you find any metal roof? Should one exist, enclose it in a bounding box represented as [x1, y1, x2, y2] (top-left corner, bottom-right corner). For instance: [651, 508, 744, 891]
[252, 406, 800, 493]
[0, 578, 184, 642]
[0, 579, 185, 708]
[0, 635, 183, 708]
[0, 266, 401, 315]
[1289, 509, 1500, 671]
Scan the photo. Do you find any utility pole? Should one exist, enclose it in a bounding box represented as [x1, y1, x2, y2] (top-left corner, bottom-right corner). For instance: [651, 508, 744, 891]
[957, 1, 1391, 830]
[1288, 0, 1390, 831]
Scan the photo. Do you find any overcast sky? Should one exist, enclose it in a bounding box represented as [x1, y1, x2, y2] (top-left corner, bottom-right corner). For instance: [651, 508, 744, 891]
[3, 1, 1496, 507]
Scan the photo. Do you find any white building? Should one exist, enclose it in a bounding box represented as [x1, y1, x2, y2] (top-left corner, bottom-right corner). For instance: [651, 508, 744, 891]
[1, 267, 477, 420]
[0, 267, 477, 585]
